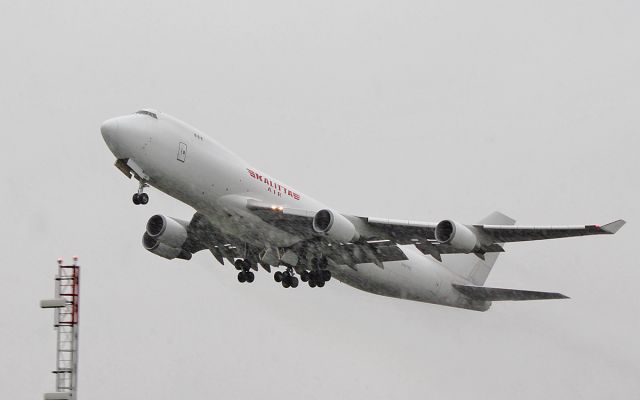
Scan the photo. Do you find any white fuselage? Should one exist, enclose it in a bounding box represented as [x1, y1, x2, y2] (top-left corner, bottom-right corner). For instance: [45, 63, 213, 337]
[101, 111, 488, 311]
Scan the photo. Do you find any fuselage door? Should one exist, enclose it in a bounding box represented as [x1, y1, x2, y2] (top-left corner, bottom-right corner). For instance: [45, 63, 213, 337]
[177, 142, 187, 162]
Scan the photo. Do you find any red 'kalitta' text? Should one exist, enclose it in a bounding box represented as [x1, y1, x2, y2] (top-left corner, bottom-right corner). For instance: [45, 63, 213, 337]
[247, 169, 301, 200]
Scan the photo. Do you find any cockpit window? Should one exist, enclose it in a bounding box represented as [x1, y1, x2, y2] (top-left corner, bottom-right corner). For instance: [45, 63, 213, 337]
[135, 109, 158, 119]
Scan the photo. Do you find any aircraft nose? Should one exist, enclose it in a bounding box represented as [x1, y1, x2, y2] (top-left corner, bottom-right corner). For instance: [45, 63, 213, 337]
[100, 118, 119, 141]
[100, 117, 125, 158]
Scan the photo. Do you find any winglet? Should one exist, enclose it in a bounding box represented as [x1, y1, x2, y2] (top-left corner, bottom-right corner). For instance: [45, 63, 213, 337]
[600, 219, 626, 234]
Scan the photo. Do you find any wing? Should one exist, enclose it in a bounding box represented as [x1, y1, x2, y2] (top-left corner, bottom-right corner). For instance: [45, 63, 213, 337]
[247, 202, 625, 260]
[182, 213, 247, 265]
[183, 209, 408, 269]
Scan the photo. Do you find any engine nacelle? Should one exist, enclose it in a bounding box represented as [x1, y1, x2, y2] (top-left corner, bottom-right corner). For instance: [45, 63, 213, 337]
[312, 209, 360, 243]
[142, 215, 192, 260]
[434, 220, 478, 253]
[146, 215, 188, 248]
[142, 232, 192, 260]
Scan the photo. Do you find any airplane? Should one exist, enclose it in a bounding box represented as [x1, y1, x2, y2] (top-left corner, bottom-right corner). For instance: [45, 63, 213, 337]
[100, 108, 626, 311]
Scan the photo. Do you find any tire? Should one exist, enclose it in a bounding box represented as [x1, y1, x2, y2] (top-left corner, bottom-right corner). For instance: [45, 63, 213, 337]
[139, 193, 149, 204]
[237, 272, 246, 283]
[316, 280, 325, 288]
[290, 277, 299, 288]
[274, 271, 283, 282]
[243, 259, 253, 270]
[132, 194, 140, 205]
[234, 259, 245, 271]
[246, 271, 255, 283]
[282, 279, 290, 288]
[300, 271, 309, 282]
[309, 281, 316, 288]
[322, 270, 331, 282]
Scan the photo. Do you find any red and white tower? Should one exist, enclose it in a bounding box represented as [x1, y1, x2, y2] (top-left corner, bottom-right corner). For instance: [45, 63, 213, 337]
[40, 257, 81, 400]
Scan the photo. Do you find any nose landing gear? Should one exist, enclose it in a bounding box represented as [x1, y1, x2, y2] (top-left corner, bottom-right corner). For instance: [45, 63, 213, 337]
[132, 181, 149, 205]
[132, 193, 149, 205]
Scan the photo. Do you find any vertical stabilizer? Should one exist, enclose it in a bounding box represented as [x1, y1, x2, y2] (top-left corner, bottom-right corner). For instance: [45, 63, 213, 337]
[444, 211, 515, 285]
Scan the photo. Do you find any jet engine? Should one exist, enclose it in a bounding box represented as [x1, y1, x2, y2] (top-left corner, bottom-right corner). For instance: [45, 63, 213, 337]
[142, 214, 192, 260]
[312, 209, 360, 243]
[434, 220, 478, 253]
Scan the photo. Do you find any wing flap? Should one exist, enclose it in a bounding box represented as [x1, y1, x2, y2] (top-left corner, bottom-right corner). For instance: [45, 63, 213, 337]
[452, 284, 569, 301]
[341, 241, 409, 263]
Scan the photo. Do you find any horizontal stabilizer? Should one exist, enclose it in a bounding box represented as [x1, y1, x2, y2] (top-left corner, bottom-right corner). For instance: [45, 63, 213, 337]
[452, 284, 569, 301]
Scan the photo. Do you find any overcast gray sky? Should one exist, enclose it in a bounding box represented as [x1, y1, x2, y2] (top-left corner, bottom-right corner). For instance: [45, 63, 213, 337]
[1, 1, 638, 399]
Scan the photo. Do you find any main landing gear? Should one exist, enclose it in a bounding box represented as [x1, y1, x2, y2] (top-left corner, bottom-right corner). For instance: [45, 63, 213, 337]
[273, 268, 299, 288]
[300, 256, 332, 288]
[300, 269, 331, 288]
[235, 259, 255, 283]
[272, 256, 332, 289]
[132, 181, 149, 205]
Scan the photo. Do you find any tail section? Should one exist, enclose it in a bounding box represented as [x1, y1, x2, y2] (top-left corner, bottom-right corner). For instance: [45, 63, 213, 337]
[444, 211, 515, 285]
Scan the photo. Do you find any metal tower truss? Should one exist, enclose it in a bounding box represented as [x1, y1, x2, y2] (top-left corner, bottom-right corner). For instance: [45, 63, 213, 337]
[41, 257, 80, 400]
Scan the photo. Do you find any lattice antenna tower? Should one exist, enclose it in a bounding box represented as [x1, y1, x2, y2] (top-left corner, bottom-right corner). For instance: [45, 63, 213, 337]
[40, 257, 81, 400]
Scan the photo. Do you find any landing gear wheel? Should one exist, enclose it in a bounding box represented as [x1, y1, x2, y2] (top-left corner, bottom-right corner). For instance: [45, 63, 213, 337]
[290, 277, 299, 288]
[316, 280, 325, 288]
[234, 259, 245, 271]
[246, 271, 255, 283]
[300, 271, 309, 282]
[282, 278, 290, 288]
[237, 271, 246, 283]
[133, 181, 149, 205]
[322, 270, 331, 282]
[309, 280, 316, 288]
[274, 271, 283, 282]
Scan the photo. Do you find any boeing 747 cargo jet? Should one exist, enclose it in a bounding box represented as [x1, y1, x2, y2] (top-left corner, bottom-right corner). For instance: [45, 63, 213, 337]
[100, 109, 625, 311]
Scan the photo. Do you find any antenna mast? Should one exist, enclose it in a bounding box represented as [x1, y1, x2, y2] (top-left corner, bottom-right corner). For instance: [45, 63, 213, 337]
[40, 257, 80, 400]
